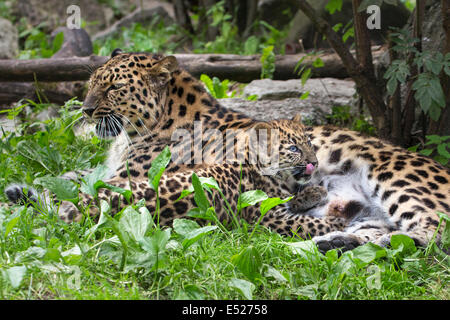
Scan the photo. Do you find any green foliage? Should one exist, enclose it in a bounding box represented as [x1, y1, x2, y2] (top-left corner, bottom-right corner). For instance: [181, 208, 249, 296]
[94, 20, 181, 55]
[408, 135, 450, 166]
[199, 74, 235, 99]
[294, 51, 324, 99]
[385, 29, 450, 122]
[260, 46, 276, 79]
[325, 0, 344, 14]
[18, 27, 64, 59]
[326, 105, 376, 136]
[0, 99, 108, 196]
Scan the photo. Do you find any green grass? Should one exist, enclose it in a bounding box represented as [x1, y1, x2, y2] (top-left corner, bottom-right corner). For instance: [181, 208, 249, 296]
[0, 102, 449, 300]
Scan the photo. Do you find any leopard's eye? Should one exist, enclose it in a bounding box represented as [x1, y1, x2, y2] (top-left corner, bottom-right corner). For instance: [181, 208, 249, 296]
[307, 140, 312, 147]
[289, 145, 300, 153]
[109, 83, 125, 91]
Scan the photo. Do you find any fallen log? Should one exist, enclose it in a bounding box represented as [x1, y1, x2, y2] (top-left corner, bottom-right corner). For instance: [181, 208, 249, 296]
[0, 46, 386, 83]
[0, 27, 92, 107]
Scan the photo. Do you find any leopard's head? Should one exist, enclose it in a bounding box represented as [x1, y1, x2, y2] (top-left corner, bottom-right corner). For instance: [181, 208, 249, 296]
[254, 114, 318, 181]
[82, 49, 178, 138]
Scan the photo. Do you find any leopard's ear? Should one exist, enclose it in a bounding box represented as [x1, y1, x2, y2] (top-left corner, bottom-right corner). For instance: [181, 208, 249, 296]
[151, 56, 178, 73]
[111, 48, 123, 58]
[253, 121, 272, 131]
[148, 56, 179, 87]
[292, 113, 302, 123]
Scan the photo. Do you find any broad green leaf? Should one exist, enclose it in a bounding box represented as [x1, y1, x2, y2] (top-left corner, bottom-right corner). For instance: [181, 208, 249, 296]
[80, 165, 110, 196]
[93, 180, 133, 203]
[350, 242, 386, 265]
[51, 32, 64, 55]
[34, 176, 78, 201]
[390, 234, 417, 256]
[313, 57, 324, 68]
[237, 190, 268, 211]
[173, 219, 201, 237]
[45, 248, 62, 262]
[287, 240, 318, 258]
[175, 176, 220, 202]
[191, 173, 210, 211]
[228, 278, 255, 300]
[2, 266, 27, 289]
[14, 246, 46, 263]
[419, 148, 433, 156]
[300, 91, 310, 100]
[181, 225, 218, 249]
[301, 68, 311, 86]
[175, 285, 205, 300]
[119, 206, 152, 243]
[140, 228, 171, 256]
[265, 265, 287, 283]
[186, 207, 217, 221]
[5, 216, 19, 237]
[231, 246, 263, 282]
[260, 196, 293, 215]
[291, 284, 318, 299]
[428, 103, 442, 122]
[200, 74, 214, 95]
[148, 146, 171, 190]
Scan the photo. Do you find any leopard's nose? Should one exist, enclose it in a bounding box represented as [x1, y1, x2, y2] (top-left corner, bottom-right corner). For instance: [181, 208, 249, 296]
[82, 106, 95, 118]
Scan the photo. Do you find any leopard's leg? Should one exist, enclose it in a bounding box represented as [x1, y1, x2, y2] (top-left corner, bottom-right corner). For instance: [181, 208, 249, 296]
[312, 219, 394, 253]
[312, 203, 396, 252]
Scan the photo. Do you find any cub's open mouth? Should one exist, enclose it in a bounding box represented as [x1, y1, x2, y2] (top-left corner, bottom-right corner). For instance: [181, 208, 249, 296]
[94, 115, 123, 138]
[293, 163, 316, 184]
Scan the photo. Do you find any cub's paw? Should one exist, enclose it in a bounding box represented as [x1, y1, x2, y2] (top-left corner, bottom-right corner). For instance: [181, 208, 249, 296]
[5, 184, 38, 204]
[313, 231, 364, 253]
[290, 185, 327, 212]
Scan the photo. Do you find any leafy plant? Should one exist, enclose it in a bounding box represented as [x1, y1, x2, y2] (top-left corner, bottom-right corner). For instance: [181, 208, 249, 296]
[18, 28, 64, 59]
[384, 29, 450, 122]
[260, 45, 276, 79]
[408, 135, 450, 166]
[294, 51, 324, 98]
[199, 74, 235, 98]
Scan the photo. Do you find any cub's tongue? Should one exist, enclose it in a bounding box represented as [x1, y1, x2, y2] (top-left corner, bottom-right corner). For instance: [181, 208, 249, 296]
[305, 163, 315, 175]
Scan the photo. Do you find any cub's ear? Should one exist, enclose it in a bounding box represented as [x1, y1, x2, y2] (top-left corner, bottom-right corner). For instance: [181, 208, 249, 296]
[292, 113, 302, 123]
[147, 56, 179, 86]
[111, 48, 123, 58]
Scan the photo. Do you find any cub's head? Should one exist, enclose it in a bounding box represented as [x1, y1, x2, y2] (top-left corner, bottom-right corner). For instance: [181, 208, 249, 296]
[83, 49, 178, 138]
[255, 114, 318, 181]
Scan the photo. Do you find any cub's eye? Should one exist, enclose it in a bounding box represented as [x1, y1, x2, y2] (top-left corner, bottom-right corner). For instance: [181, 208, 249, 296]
[307, 140, 312, 147]
[289, 145, 300, 152]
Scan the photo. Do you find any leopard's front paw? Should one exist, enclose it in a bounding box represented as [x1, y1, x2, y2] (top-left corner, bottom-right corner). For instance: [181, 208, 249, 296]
[313, 231, 364, 253]
[5, 184, 38, 204]
[290, 185, 327, 212]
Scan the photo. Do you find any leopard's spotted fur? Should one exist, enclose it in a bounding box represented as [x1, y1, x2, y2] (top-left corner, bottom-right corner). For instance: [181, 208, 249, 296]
[6, 51, 449, 251]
